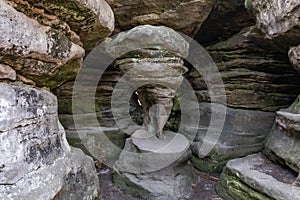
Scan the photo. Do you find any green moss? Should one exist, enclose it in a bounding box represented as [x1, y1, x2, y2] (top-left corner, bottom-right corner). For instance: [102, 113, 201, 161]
[35, 58, 81, 89]
[217, 170, 272, 200]
[26, 0, 111, 52]
[191, 155, 227, 173]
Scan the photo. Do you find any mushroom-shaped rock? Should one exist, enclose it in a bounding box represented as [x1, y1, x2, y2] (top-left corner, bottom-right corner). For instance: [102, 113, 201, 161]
[106, 25, 189, 58]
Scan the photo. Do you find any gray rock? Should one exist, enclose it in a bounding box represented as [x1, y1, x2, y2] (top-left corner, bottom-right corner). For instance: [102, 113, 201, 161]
[246, 0, 300, 48]
[265, 108, 300, 174]
[106, 0, 214, 36]
[113, 163, 193, 200]
[0, 83, 99, 199]
[10, 0, 114, 52]
[217, 153, 300, 200]
[289, 45, 300, 73]
[106, 25, 189, 58]
[113, 134, 192, 200]
[0, 64, 16, 80]
[190, 28, 300, 111]
[185, 102, 274, 173]
[0, 1, 84, 89]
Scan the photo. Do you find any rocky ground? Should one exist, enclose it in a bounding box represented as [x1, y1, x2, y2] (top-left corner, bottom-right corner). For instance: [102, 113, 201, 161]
[97, 165, 222, 200]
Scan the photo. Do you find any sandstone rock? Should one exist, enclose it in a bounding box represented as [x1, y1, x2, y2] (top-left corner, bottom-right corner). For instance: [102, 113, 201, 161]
[217, 153, 300, 200]
[189, 28, 300, 111]
[195, 0, 254, 45]
[113, 136, 192, 200]
[0, 1, 85, 89]
[289, 45, 300, 73]
[264, 108, 300, 174]
[106, 25, 189, 58]
[184, 102, 274, 173]
[8, 0, 114, 52]
[106, 0, 214, 36]
[246, 0, 300, 49]
[0, 82, 99, 199]
[0, 64, 16, 80]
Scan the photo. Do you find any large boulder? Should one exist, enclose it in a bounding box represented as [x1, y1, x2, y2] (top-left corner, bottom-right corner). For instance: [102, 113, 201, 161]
[245, 0, 300, 50]
[7, 0, 114, 52]
[217, 153, 300, 200]
[106, 0, 214, 36]
[184, 102, 274, 173]
[264, 97, 300, 175]
[0, 1, 85, 89]
[0, 82, 99, 199]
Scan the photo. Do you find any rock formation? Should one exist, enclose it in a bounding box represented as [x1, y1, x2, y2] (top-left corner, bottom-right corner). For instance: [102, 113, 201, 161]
[0, 0, 115, 199]
[106, 0, 214, 36]
[217, 0, 300, 198]
[0, 83, 99, 199]
[108, 25, 193, 200]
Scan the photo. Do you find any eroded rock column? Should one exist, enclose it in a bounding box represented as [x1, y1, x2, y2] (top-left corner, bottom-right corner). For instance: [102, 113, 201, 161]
[106, 25, 193, 200]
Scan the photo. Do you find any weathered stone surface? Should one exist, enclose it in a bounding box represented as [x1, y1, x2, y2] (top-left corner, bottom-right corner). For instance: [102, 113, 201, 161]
[0, 1, 85, 89]
[289, 45, 300, 73]
[195, 0, 254, 45]
[264, 107, 300, 175]
[8, 0, 114, 52]
[0, 82, 99, 199]
[106, 25, 189, 58]
[189, 28, 300, 111]
[0, 64, 16, 80]
[0, 148, 100, 200]
[246, 0, 300, 49]
[217, 153, 300, 200]
[54, 66, 127, 161]
[185, 102, 274, 173]
[113, 135, 192, 200]
[113, 163, 193, 200]
[106, 0, 213, 36]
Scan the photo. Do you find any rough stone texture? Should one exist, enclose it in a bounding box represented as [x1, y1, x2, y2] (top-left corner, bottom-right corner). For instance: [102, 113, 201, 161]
[54, 66, 127, 162]
[106, 0, 214, 36]
[106, 25, 189, 58]
[8, 0, 115, 52]
[246, 0, 300, 50]
[0, 82, 99, 199]
[109, 25, 193, 199]
[184, 102, 274, 173]
[0, 1, 85, 89]
[0, 64, 16, 81]
[217, 153, 300, 200]
[264, 106, 300, 175]
[188, 28, 300, 111]
[195, 0, 254, 45]
[113, 136, 192, 200]
[289, 44, 300, 73]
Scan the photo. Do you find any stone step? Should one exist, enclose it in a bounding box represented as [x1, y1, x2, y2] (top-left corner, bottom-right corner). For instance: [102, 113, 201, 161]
[217, 153, 300, 200]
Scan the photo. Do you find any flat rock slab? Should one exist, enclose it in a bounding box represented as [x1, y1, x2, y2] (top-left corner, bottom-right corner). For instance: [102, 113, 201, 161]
[217, 153, 300, 200]
[132, 130, 189, 154]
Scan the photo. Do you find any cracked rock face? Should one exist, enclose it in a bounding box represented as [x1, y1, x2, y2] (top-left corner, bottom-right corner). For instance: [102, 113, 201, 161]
[246, 0, 300, 48]
[0, 1, 85, 89]
[0, 83, 99, 199]
[106, 0, 214, 36]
